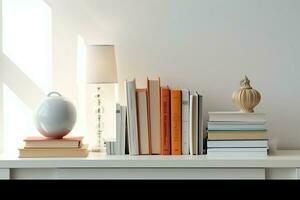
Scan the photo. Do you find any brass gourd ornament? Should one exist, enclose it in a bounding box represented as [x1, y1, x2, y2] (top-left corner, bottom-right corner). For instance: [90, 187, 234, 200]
[232, 76, 261, 113]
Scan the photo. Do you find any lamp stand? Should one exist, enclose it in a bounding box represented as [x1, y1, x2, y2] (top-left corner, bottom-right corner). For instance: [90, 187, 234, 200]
[91, 87, 106, 152]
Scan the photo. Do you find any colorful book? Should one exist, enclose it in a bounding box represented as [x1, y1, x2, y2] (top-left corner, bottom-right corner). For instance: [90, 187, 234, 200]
[171, 89, 182, 155]
[147, 78, 161, 154]
[207, 140, 269, 148]
[208, 123, 267, 131]
[136, 89, 151, 155]
[160, 87, 171, 155]
[208, 131, 268, 140]
[24, 136, 83, 149]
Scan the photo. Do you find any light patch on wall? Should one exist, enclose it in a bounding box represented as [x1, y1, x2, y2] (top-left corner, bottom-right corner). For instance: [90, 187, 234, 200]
[76, 35, 87, 141]
[2, 0, 52, 92]
[3, 84, 37, 155]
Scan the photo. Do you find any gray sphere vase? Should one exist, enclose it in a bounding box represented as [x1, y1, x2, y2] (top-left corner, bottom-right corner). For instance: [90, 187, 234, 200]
[34, 92, 77, 139]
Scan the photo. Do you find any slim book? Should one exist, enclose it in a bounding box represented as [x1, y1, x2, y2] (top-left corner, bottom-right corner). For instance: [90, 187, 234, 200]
[160, 87, 171, 155]
[171, 89, 182, 155]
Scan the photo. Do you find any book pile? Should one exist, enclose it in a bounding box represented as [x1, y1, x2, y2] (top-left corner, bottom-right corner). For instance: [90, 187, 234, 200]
[207, 112, 268, 157]
[19, 136, 89, 158]
[110, 77, 204, 156]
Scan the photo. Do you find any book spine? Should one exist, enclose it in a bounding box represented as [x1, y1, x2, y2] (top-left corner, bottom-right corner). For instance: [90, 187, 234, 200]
[147, 78, 161, 154]
[160, 87, 171, 155]
[136, 89, 150, 155]
[116, 104, 121, 155]
[198, 95, 204, 155]
[181, 89, 190, 155]
[171, 90, 182, 155]
[121, 106, 127, 155]
[126, 80, 139, 155]
[189, 94, 193, 155]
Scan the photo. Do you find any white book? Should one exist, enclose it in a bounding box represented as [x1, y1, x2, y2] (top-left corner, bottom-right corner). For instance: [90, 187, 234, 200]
[181, 89, 190, 155]
[189, 94, 193, 155]
[136, 89, 150, 155]
[147, 78, 161, 154]
[207, 140, 269, 148]
[198, 94, 204, 155]
[207, 150, 267, 158]
[208, 121, 266, 125]
[207, 147, 268, 152]
[115, 104, 127, 155]
[189, 93, 198, 155]
[125, 80, 139, 155]
[120, 106, 127, 155]
[208, 112, 266, 122]
[106, 142, 111, 155]
[115, 104, 121, 155]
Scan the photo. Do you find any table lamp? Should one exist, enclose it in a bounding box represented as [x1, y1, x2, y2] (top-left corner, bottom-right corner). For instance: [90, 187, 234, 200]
[86, 45, 118, 152]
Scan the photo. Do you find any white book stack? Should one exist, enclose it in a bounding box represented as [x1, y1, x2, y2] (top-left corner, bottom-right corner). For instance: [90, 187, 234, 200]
[207, 112, 268, 158]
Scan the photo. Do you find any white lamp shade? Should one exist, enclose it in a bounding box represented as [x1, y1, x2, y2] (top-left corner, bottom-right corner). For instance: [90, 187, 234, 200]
[86, 45, 118, 83]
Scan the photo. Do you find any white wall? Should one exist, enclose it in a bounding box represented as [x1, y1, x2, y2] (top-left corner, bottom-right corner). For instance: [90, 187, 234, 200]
[2, 0, 300, 149]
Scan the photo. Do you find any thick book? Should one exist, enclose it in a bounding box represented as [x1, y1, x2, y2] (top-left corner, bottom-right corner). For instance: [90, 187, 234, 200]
[125, 80, 139, 155]
[136, 89, 151, 155]
[207, 140, 269, 148]
[207, 148, 268, 157]
[208, 131, 268, 140]
[189, 93, 198, 155]
[147, 78, 161, 154]
[181, 89, 190, 155]
[171, 89, 182, 155]
[208, 112, 266, 122]
[160, 87, 171, 155]
[19, 145, 89, 158]
[24, 136, 83, 149]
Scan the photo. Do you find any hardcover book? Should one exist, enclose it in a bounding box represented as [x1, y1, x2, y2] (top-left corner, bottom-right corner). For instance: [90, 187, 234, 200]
[147, 77, 161, 154]
[160, 87, 171, 155]
[136, 89, 151, 155]
[181, 89, 190, 155]
[24, 136, 83, 149]
[171, 89, 182, 155]
[125, 80, 139, 155]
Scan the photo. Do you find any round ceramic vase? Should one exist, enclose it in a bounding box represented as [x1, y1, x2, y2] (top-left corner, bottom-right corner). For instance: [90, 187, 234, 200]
[34, 92, 77, 139]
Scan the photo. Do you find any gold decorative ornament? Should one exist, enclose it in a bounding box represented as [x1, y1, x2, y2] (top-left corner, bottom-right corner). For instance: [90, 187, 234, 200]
[232, 76, 261, 113]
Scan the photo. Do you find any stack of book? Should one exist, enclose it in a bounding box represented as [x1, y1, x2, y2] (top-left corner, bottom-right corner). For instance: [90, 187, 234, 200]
[121, 77, 204, 156]
[19, 136, 89, 158]
[207, 112, 268, 157]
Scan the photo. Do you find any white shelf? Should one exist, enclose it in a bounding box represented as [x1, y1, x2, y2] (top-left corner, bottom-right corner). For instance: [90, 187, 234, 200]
[0, 150, 300, 169]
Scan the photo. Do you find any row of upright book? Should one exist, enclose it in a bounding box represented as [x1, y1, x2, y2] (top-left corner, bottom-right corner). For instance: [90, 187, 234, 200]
[107, 77, 205, 156]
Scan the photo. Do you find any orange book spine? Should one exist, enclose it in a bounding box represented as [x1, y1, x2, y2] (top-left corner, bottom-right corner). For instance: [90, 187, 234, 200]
[160, 87, 171, 155]
[171, 89, 182, 155]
